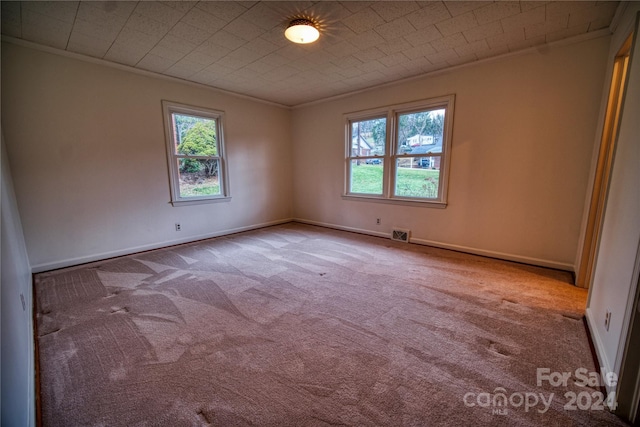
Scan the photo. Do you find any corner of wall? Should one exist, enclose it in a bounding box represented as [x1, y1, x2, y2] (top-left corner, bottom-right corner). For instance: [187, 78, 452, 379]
[1, 131, 36, 427]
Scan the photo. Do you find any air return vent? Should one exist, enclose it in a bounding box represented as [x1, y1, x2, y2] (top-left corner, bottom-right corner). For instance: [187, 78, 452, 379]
[391, 229, 410, 243]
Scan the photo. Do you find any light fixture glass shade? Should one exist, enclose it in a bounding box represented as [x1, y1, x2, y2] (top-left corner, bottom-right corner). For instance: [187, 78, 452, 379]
[284, 19, 319, 44]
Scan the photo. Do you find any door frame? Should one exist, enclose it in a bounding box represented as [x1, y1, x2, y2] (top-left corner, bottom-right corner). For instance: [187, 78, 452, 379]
[577, 33, 632, 289]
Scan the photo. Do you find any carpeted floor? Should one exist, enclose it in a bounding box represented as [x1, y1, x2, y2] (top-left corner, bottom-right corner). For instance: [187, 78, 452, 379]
[35, 223, 627, 426]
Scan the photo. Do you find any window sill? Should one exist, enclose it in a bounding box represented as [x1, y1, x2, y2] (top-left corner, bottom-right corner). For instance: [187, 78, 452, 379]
[170, 196, 231, 207]
[342, 194, 447, 208]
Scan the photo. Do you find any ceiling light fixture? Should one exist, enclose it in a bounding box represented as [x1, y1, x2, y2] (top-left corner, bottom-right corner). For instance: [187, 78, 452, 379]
[284, 18, 319, 44]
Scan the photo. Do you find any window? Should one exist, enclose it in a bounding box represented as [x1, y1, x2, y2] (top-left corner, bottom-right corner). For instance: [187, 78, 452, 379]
[345, 95, 454, 206]
[348, 116, 387, 195]
[162, 101, 229, 206]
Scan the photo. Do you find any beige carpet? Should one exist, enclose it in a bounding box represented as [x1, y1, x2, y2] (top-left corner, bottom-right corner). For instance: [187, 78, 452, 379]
[35, 223, 626, 426]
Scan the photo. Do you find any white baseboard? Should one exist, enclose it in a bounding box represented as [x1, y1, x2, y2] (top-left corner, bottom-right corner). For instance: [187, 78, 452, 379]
[35, 217, 576, 274]
[31, 218, 293, 273]
[293, 218, 391, 239]
[293, 218, 575, 272]
[410, 237, 574, 272]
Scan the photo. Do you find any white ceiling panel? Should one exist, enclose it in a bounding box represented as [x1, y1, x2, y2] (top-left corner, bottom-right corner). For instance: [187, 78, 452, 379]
[67, 31, 112, 58]
[22, 1, 78, 23]
[371, 1, 420, 22]
[137, 53, 176, 73]
[21, 8, 73, 49]
[473, 2, 522, 25]
[443, 1, 491, 17]
[76, 1, 135, 26]
[436, 11, 479, 36]
[181, 7, 226, 33]
[1, 1, 622, 107]
[407, 2, 451, 29]
[134, 1, 188, 26]
[104, 44, 147, 66]
[169, 21, 213, 45]
[463, 20, 504, 43]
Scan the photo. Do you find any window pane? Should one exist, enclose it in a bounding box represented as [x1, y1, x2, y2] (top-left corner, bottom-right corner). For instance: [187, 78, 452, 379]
[350, 159, 383, 195]
[395, 157, 440, 199]
[397, 109, 445, 154]
[177, 158, 221, 197]
[172, 113, 218, 156]
[351, 118, 386, 157]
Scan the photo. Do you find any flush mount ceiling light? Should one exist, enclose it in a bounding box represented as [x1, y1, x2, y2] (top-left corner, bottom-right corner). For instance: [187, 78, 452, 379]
[284, 18, 319, 44]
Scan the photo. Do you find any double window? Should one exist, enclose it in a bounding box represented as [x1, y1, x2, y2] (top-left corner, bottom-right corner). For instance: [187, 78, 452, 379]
[345, 95, 454, 206]
[162, 101, 229, 206]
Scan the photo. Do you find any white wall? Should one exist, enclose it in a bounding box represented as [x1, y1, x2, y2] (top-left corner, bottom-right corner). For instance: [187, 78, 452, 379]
[1, 42, 293, 271]
[291, 36, 610, 270]
[586, 5, 640, 391]
[1, 133, 35, 426]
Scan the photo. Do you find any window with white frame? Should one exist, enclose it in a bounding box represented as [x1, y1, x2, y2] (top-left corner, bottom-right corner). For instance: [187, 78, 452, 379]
[348, 115, 387, 195]
[162, 101, 229, 206]
[345, 95, 454, 206]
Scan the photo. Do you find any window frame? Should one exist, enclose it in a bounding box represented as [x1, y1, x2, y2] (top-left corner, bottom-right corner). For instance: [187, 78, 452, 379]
[343, 95, 455, 207]
[162, 100, 230, 206]
[345, 110, 390, 197]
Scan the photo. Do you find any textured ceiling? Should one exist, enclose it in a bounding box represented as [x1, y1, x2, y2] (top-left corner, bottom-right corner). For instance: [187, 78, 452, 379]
[1, 1, 620, 106]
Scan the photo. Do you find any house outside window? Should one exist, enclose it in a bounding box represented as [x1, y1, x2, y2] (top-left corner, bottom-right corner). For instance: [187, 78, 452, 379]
[344, 95, 455, 207]
[162, 101, 230, 206]
[348, 116, 387, 195]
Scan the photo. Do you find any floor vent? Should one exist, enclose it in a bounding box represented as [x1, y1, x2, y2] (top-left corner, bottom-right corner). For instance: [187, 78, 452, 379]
[391, 229, 410, 243]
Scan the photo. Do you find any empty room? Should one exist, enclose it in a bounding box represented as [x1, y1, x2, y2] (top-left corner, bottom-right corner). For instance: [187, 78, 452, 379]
[2, 1, 639, 426]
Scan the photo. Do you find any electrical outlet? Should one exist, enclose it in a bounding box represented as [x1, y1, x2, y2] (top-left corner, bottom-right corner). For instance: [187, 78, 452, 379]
[604, 310, 612, 331]
[175, 223, 181, 231]
[376, 218, 381, 225]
